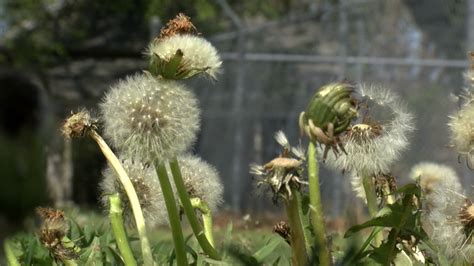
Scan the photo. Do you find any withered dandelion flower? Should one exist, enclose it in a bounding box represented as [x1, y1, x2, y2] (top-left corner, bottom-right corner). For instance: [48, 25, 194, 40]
[36, 207, 78, 262]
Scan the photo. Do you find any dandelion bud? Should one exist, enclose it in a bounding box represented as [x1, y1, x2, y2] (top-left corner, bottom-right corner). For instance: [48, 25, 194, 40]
[299, 82, 358, 139]
[171, 154, 223, 212]
[147, 34, 222, 80]
[100, 73, 200, 162]
[100, 158, 168, 227]
[273, 221, 291, 244]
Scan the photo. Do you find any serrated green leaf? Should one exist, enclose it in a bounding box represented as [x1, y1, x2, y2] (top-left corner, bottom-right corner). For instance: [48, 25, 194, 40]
[22, 235, 36, 265]
[82, 237, 103, 266]
[107, 245, 125, 265]
[252, 236, 282, 262]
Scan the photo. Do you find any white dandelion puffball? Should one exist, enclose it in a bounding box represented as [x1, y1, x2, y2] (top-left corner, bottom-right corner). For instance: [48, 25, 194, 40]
[324, 84, 415, 175]
[100, 158, 168, 227]
[409, 162, 462, 198]
[409, 162, 474, 262]
[148, 34, 222, 79]
[100, 73, 200, 162]
[448, 102, 474, 168]
[170, 154, 223, 212]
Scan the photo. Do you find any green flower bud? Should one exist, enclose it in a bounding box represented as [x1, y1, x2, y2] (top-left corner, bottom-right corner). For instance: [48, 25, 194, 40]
[299, 82, 357, 144]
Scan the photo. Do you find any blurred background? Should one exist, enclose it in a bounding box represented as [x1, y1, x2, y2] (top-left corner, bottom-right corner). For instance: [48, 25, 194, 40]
[0, 0, 472, 240]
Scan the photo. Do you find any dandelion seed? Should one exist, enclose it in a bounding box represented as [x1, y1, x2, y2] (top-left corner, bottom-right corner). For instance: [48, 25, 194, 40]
[100, 73, 200, 162]
[100, 158, 168, 227]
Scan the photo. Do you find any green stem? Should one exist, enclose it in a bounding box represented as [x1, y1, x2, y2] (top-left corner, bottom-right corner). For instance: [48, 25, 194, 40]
[63, 260, 78, 266]
[155, 161, 188, 266]
[285, 189, 309, 266]
[169, 158, 221, 260]
[382, 182, 395, 205]
[190, 197, 215, 247]
[90, 131, 153, 266]
[361, 173, 382, 246]
[295, 190, 314, 256]
[4, 239, 20, 266]
[109, 194, 138, 266]
[307, 141, 331, 266]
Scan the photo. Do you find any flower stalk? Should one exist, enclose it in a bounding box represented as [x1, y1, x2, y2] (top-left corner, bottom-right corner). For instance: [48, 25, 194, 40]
[284, 188, 309, 266]
[4, 239, 20, 266]
[361, 173, 382, 246]
[108, 194, 137, 266]
[169, 157, 221, 260]
[307, 141, 331, 266]
[89, 130, 154, 266]
[190, 197, 215, 247]
[154, 161, 188, 266]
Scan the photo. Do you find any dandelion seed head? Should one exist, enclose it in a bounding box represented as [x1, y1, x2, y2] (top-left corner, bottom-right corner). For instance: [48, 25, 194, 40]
[172, 154, 223, 212]
[409, 162, 462, 197]
[100, 158, 168, 227]
[448, 103, 474, 168]
[100, 73, 200, 162]
[147, 34, 222, 79]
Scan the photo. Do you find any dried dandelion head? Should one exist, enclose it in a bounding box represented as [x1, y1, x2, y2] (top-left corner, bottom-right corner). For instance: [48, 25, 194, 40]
[459, 199, 474, 234]
[100, 158, 168, 227]
[61, 109, 97, 138]
[172, 154, 224, 212]
[350, 172, 396, 204]
[158, 13, 198, 40]
[100, 73, 200, 162]
[250, 131, 307, 203]
[36, 207, 78, 262]
[324, 84, 414, 175]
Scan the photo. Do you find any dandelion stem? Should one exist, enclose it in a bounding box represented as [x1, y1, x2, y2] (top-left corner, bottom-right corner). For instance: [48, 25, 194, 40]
[361, 173, 383, 246]
[190, 197, 215, 247]
[169, 157, 221, 260]
[4, 239, 20, 266]
[155, 161, 188, 266]
[307, 141, 331, 266]
[89, 131, 154, 266]
[285, 189, 309, 266]
[109, 194, 137, 266]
